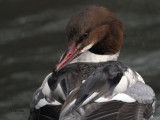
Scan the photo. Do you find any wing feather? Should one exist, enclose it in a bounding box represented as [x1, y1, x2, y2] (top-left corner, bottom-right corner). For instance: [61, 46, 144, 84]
[83, 101, 153, 120]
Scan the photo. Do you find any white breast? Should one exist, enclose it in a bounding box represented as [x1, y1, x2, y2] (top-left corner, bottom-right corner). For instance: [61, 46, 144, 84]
[70, 51, 119, 63]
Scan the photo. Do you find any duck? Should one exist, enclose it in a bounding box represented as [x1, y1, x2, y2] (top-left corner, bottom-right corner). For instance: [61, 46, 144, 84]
[29, 5, 155, 120]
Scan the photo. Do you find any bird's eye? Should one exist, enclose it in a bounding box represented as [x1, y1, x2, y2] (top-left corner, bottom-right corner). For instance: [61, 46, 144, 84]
[77, 32, 89, 43]
[83, 32, 89, 38]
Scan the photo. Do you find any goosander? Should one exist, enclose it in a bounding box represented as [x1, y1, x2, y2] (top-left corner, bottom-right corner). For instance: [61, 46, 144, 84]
[29, 5, 155, 120]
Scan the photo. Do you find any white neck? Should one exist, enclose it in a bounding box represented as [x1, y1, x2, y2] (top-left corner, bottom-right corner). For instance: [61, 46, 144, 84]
[70, 51, 119, 64]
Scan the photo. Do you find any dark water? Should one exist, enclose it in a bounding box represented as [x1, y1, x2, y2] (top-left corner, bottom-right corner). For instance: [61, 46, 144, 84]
[0, 0, 160, 119]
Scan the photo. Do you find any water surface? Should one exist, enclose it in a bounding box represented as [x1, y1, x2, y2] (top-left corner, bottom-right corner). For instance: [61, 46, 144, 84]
[0, 0, 160, 119]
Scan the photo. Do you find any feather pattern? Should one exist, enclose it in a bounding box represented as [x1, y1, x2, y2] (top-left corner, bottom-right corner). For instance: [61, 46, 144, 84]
[29, 61, 155, 120]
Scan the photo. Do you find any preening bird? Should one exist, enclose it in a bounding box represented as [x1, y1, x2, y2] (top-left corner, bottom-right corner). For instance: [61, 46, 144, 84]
[29, 5, 155, 120]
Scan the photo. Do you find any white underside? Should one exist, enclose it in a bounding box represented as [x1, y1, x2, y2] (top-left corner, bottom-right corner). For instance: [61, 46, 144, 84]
[95, 93, 136, 103]
[70, 51, 119, 63]
[35, 98, 61, 109]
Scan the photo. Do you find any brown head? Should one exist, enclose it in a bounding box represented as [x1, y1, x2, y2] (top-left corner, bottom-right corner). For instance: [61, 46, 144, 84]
[57, 5, 124, 70]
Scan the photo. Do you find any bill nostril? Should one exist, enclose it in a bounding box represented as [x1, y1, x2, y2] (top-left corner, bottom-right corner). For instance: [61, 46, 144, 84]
[68, 54, 71, 57]
[67, 54, 72, 59]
